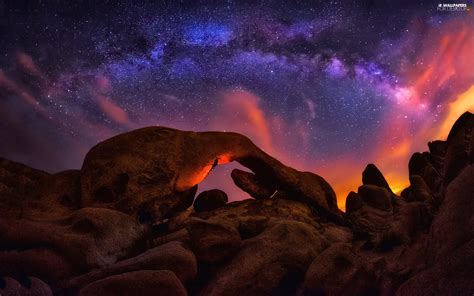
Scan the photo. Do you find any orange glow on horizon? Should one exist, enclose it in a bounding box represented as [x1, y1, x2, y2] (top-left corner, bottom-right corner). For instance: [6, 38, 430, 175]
[436, 85, 474, 140]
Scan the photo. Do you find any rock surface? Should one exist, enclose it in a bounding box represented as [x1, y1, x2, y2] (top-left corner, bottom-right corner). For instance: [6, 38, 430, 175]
[0, 112, 472, 295]
[60, 241, 197, 292]
[78, 270, 187, 296]
[79, 127, 340, 221]
[301, 243, 376, 296]
[193, 189, 228, 213]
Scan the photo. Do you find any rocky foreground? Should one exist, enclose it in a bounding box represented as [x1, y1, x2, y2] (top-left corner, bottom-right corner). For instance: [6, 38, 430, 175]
[0, 112, 473, 296]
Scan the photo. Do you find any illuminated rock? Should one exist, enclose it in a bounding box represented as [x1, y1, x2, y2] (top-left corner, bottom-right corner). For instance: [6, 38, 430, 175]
[80, 127, 340, 222]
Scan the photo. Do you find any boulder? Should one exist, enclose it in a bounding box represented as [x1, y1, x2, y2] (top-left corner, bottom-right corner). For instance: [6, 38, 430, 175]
[32, 170, 82, 218]
[0, 157, 49, 219]
[357, 185, 393, 212]
[301, 243, 376, 296]
[194, 198, 320, 230]
[426, 165, 474, 263]
[78, 270, 187, 296]
[230, 169, 275, 199]
[0, 207, 147, 272]
[0, 276, 53, 296]
[427, 140, 446, 173]
[80, 127, 340, 222]
[397, 239, 474, 295]
[61, 241, 196, 292]
[0, 248, 74, 284]
[406, 175, 432, 202]
[193, 189, 228, 212]
[408, 152, 443, 194]
[347, 203, 392, 243]
[443, 111, 474, 184]
[345, 191, 363, 214]
[199, 220, 328, 296]
[362, 164, 393, 193]
[186, 218, 241, 263]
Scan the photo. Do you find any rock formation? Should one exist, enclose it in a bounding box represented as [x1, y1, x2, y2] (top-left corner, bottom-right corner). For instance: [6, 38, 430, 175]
[0, 112, 472, 295]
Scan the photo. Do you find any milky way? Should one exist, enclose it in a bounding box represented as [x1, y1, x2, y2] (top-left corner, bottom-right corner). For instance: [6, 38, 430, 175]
[1, 1, 473, 207]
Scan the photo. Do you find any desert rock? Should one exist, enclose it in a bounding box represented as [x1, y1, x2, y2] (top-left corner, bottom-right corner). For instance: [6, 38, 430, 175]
[193, 189, 228, 212]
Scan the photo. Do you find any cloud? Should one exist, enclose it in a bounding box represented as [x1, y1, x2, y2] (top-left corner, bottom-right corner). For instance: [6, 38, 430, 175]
[210, 89, 274, 153]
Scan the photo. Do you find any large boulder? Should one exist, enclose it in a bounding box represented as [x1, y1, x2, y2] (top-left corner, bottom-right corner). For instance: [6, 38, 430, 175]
[78, 270, 187, 296]
[396, 239, 474, 295]
[186, 218, 241, 263]
[60, 241, 196, 292]
[301, 243, 376, 296]
[0, 208, 147, 274]
[199, 220, 328, 296]
[443, 112, 474, 184]
[80, 127, 340, 222]
[426, 165, 474, 263]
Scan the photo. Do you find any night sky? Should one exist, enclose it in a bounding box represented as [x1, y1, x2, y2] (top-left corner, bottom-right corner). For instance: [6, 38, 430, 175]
[1, 0, 473, 207]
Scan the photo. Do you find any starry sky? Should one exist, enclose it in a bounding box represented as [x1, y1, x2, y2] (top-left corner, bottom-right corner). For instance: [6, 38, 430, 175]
[1, 0, 473, 208]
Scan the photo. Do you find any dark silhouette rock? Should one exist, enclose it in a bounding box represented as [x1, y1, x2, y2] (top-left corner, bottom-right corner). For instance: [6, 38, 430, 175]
[443, 112, 474, 184]
[362, 164, 393, 193]
[193, 189, 228, 212]
[427, 140, 447, 173]
[78, 270, 187, 296]
[408, 152, 443, 194]
[231, 169, 276, 199]
[345, 191, 363, 214]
